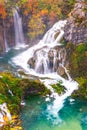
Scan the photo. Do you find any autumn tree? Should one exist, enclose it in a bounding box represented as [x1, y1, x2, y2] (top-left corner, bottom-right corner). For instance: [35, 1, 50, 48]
[28, 14, 46, 40]
[0, 1, 6, 19]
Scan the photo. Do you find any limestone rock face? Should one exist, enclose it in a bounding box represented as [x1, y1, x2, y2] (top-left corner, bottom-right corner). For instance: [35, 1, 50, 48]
[27, 57, 36, 69]
[64, 0, 87, 44]
[0, 22, 5, 54]
[5, 17, 15, 47]
[27, 46, 69, 78]
[0, 17, 15, 54]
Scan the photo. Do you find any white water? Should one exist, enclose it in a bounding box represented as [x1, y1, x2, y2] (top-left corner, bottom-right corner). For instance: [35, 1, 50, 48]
[3, 20, 9, 52]
[11, 20, 78, 124]
[13, 8, 25, 48]
[0, 103, 11, 127]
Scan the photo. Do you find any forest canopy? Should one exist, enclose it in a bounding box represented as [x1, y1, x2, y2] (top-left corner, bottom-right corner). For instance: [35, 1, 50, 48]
[0, 0, 75, 40]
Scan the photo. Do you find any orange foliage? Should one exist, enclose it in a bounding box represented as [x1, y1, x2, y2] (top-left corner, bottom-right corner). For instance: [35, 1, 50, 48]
[49, 11, 57, 19]
[40, 9, 48, 16]
[23, 10, 29, 16]
[22, 0, 62, 21]
[22, 0, 38, 15]
[0, 2, 6, 19]
[27, 0, 38, 14]
[49, 11, 57, 24]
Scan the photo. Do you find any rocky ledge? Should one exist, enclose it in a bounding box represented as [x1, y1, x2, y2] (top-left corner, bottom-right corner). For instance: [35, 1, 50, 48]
[64, 0, 87, 44]
[0, 72, 50, 129]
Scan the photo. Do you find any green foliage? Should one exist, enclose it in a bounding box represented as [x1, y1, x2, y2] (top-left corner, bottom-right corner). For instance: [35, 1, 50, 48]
[66, 43, 87, 78]
[66, 42, 87, 99]
[61, 39, 67, 46]
[28, 15, 46, 40]
[0, 93, 7, 104]
[52, 80, 65, 95]
[0, 71, 51, 129]
[18, 78, 50, 96]
[76, 43, 87, 53]
[1, 0, 76, 41]
[72, 77, 87, 99]
[0, 72, 50, 114]
[69, 0, 75, 5]
[0, 72, 22, 113]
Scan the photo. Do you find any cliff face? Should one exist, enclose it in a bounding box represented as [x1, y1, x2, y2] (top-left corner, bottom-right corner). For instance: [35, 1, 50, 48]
[0, 0, 87, 54]
[64, 0, 87, 44]
[0, 17, 15, 54]
[0, 19, 5, 53]
[5, 17, 15, 47]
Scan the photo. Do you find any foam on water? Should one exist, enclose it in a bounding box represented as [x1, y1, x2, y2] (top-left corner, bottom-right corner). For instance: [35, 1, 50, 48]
[11, 20, 78, 124]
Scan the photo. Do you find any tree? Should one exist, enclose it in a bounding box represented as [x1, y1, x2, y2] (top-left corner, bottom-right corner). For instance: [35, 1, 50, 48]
[28, 14, 46, 40]
[0, 1, 6, 19]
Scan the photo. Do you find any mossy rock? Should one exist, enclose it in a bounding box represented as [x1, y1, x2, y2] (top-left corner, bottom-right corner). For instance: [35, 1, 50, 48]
[66, 42, 87, 99]
[0, 72, 50, 113]
[72, 77, 87, 99]
[66, 42, 87, 78]
[0, 72, 51, 129]
[52, 81, 66, 95]
[18, 78, 51, 97]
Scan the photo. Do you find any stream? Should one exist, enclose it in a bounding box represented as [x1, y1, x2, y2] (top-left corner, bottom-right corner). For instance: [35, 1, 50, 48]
[0, 20, 87, 130]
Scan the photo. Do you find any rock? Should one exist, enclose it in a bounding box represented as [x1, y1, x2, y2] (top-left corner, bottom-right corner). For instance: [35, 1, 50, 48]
[0, 21, 5, 54]
[27, 46, 69, 78]
[57, 66, 65, 76]
[48, 49, 54, 59]
[5, 17, 15, 47]
[27, 57, 36, 69]
[48, 49, 54, 70]
[64, 0, 87, 44]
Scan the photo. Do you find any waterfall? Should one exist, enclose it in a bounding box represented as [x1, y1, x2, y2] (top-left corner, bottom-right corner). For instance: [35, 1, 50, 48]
[13, 8, 25, 48]
[11, 20, 78, 124]
[3, 20, 9, 52]
[0, 103, 11, 127]
[35, 48, 50, 74]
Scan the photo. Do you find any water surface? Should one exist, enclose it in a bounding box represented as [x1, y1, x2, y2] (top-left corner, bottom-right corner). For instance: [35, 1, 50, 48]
[20, 96, 87, 130]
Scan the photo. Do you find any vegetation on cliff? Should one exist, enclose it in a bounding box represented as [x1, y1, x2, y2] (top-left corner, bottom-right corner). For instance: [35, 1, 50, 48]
[52, 81, 65, 95]
[0, 0, 76, 42]
[66, 42, 87, 99]
[0, 72, 50, 129]
[0, 0, 87, 129]
[0, 72, 50, 110]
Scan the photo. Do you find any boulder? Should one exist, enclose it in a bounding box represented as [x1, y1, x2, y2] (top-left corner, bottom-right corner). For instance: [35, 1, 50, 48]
[27, 57, 36, 69]
[57, 66, 65, 76]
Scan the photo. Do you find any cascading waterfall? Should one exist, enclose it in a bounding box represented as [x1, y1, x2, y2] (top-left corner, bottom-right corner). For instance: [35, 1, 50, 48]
[13, 8, 25, 48]
[0, 103, 11, 127]
[3, 20, 9, 52]
[11, 20, 78, 124]
[35, 48, 50, 74]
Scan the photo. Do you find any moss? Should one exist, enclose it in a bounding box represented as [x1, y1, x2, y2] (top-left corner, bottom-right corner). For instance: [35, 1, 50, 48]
[18, 79, 51, 97]
[72, 77, 87, 99]
[0, 72, 22, 113]
[52, 81, 65, 95]
[0, 72, 50, 112]
[66, 42, 87, 78]
[0, 72, 51, 129]
[66, 42, 87, 99]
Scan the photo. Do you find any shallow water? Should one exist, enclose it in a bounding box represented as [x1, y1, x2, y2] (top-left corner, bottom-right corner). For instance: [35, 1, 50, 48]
[0, 47, 28, 72]
[20, 96, 87, 130]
